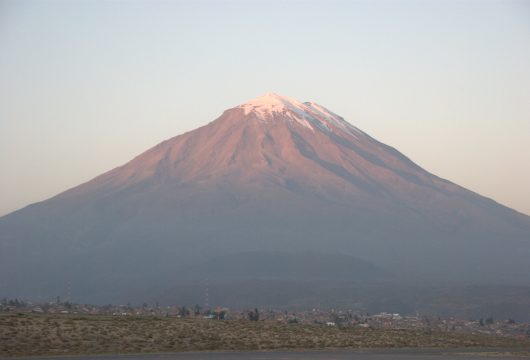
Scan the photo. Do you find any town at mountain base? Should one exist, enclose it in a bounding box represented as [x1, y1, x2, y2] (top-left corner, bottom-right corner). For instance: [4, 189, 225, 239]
[1, 93, 529, 319]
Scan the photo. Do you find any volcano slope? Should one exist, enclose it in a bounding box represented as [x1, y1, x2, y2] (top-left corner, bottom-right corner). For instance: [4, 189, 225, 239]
[1, 93, 529, 317]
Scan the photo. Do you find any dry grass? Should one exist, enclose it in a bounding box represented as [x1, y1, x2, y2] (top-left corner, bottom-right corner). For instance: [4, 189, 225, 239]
[1, 314, 528, 357]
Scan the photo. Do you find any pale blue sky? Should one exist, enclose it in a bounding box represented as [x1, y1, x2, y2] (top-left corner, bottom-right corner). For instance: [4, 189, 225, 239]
[1, 0, 529, 216]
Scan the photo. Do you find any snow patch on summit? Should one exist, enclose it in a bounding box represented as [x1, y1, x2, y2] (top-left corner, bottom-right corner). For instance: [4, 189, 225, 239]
[239, 92, 315, 130]
[238, 92, 363, 138]
[240, 92, 306, 115]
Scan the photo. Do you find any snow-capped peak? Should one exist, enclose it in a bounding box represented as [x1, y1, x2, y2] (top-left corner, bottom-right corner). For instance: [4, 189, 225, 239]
[238, 92, 362, 138]
[239, 92, 308, 117]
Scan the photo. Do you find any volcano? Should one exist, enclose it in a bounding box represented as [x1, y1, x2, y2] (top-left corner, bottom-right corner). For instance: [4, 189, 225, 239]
[1, 93, 529, 315]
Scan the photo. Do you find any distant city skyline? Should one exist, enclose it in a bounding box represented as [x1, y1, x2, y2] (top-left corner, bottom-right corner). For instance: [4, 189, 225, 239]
[1, 0, 529, 216]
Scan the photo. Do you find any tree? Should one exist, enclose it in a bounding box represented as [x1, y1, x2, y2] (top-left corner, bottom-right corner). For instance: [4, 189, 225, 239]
[194, 304, 202, 316]
[178, 306, 190, 317]
[214, 310, 226, 320]
[248, 308, 259, 321]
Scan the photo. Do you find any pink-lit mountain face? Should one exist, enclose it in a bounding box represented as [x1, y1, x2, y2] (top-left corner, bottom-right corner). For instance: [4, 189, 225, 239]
[1, 93, 529, 307]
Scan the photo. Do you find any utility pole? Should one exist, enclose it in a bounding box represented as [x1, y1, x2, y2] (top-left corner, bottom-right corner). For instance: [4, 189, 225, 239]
[66, 280, 71, 303]
[205, 278, 209, 310]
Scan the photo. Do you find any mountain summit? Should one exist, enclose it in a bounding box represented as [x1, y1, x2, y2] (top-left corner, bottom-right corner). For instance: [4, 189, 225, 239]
[1, 93, 529, 313]
[237, 92, 361, 137]
[238, 93, 360, 136]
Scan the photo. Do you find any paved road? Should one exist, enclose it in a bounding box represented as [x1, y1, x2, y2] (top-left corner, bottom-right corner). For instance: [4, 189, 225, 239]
[10, 349, 530, 360]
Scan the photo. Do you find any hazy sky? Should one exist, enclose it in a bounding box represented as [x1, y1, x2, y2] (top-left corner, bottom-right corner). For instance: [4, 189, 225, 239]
[1, 0, 529, 217]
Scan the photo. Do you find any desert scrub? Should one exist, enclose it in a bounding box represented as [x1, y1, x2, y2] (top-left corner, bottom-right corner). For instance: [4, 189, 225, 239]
[1, 314, 529, 357]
